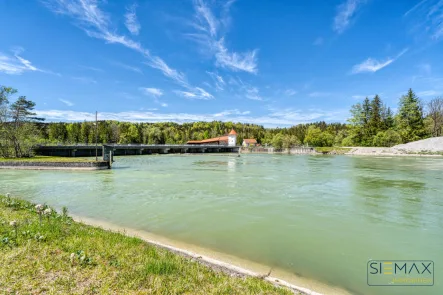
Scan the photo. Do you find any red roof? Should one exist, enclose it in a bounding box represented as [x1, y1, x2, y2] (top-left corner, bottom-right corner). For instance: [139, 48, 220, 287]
[243, 139, 257, 144]
[187, 136, 228, 144]
[229, 129, 237, 135]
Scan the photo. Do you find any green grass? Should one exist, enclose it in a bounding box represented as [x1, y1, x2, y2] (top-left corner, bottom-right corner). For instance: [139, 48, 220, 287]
[314, 147, 352, 154]
[0, 195, 293, 294]
[0, 156, 103, 163]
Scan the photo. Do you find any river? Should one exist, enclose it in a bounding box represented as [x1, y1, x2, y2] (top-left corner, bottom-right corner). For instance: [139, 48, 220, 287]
[1, 154, 441, 295]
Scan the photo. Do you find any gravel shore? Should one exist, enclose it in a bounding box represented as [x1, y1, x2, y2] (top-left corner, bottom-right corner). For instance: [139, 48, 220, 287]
[345, 137, 443, 156]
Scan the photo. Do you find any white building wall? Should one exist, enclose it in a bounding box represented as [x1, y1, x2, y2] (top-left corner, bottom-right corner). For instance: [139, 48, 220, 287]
[228, 134, 237, 146]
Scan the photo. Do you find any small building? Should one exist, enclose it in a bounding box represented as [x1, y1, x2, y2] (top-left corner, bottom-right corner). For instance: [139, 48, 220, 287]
[187, 129, 237, 146]
[242, 138, 257, 147]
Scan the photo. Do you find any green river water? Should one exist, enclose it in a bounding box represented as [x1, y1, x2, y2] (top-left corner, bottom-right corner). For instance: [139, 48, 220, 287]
[0, 154, 442, 295]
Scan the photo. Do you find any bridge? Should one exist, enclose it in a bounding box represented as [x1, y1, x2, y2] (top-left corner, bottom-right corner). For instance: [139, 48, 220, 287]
[35, 144, 240, 159]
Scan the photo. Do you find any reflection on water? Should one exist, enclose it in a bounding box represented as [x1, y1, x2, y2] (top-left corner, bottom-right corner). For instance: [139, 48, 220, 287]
[0, 154, 442, 295]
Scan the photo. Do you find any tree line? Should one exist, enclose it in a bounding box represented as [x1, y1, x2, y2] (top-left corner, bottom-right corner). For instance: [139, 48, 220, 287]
[1, 85, 442, 158]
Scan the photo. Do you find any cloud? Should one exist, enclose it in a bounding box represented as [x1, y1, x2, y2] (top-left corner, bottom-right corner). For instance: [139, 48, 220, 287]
[79, 65, 103, 72]
[72, 76, 97, 84]
[351, 48, 408, 74]
[206, 71, 225, 90]
[174, 87, 214, 100]
[189, 0, 258, 73]
[403, 0, 429, 17]
[228, 76, 264, 101]
[36, 107, 347, 127]
[161, 103, 168, 107]
[43, 0, 212, 99]
[124, 3, 140, 35]
[140, 87, 163, 97]
[111, 61, 142, 73]
[244, 86, 263, 101]
[404, 0, 443, 40]
[333, 0, 365, 34]
[59, 99, 74, 106]
[0, 50, 56, 75]
[417, 90, 441, 97]
[284, 89, 297, 96]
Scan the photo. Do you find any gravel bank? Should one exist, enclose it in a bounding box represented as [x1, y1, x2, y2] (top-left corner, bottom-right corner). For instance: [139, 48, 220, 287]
[345, 137, 443, 156]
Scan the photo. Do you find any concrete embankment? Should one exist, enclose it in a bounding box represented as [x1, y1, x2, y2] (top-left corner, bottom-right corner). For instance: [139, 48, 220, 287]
[0, 161, 109, 170]
[73, 214, 350, 295]
[241, 147, 316, 154]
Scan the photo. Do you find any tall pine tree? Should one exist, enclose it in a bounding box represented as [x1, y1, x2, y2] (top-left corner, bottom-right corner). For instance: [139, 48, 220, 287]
[396, 89, 426, 143]
[369, 95, 383, 137]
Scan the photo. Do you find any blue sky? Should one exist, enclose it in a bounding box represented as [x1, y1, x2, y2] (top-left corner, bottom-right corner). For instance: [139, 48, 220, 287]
[1, 0, 442, 127]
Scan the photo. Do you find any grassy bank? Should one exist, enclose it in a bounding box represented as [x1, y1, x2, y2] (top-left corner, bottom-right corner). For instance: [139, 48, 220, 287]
[0, 156, 102, 163]
[314, 147, 352, 155]
[0, 195, 293, 294]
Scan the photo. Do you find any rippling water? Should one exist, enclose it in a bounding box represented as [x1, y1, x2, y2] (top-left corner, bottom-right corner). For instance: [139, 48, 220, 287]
[1, 154, 442, 295]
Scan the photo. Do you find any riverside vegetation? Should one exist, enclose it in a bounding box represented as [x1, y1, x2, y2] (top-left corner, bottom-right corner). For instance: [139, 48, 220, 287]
[2, 85, 443, 159]
[0, 194, 293, 294]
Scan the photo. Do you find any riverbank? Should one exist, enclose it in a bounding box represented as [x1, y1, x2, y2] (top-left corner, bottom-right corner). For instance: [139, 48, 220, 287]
[0, 195, 297, 294]
[0, 156, 109, 170]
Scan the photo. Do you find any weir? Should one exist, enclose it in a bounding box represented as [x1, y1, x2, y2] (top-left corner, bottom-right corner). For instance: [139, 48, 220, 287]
[35, 144, 240, 158]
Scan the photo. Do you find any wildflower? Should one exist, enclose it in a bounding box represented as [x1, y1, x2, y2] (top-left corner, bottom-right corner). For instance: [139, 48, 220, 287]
[35, 204, 44, 212]
[44, 208, 52, 216]
[9, 220, 17, 227]
[6, 193, 10, 198]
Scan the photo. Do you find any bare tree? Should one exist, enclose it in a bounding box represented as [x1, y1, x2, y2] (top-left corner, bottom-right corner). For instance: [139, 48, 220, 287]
[427, 97, 443, 137]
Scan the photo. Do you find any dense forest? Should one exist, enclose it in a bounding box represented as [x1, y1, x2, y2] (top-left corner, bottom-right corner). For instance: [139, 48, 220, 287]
[2, 85, 443, 158]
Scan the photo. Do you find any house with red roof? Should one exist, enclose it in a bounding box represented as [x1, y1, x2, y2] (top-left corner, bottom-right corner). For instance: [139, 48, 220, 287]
[242, 138, 258, 147]
[186, 129, 238, 146]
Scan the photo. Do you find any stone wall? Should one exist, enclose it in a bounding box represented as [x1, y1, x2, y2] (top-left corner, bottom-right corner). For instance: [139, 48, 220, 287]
[0, 161, 109, 170]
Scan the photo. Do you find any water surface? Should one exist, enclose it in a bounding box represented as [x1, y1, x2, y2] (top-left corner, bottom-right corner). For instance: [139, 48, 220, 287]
[1, 154, 442, 295]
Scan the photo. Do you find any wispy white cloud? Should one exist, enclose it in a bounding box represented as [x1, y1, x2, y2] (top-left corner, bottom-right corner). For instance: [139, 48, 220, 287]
[111, 61, 142, 73]
[0, 50, 58, 75]
[139, 87, 163, 97]
[36, 107, 347, 127]
[59, 99, 74, 106]
[403, 0, 429, 17]
[124, 3, 140, 36]
[427, 0, 443, 39]
[189, 0, 258, 73]
[417, 90, 441, 97]
[174, 87, 214, 100]
[244, 86, 263, 101]
[72, 76, 97, 84]
[284, 89, 297, 96]
[139, 87, 169, 106]
[404, 0, 443, 39]
[227, 76, 264, 101]
[206, 71, 225, 91]
[333, 0, 365, 34]
[351, 48, 408, 74]
[43, 0, 212, 99]
[79, 65, 103, 72]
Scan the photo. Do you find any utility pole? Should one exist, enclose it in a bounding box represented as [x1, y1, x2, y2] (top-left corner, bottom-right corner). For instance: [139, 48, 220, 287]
[95, 111, 98, 161]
